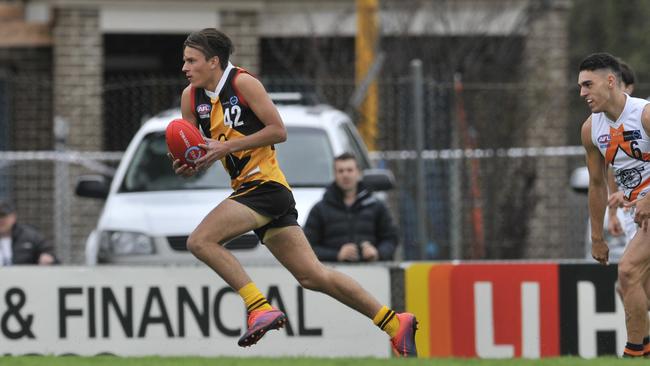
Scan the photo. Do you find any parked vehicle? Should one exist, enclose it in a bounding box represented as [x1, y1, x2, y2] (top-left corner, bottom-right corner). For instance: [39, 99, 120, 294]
[77, 96, 394, 265]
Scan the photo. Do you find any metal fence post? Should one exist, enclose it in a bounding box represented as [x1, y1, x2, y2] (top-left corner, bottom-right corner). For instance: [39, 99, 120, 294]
[411, 59, 427, 260]
[0, 71, 9, 198]
[54, 116, 71, 264]
[450, 73, 463, 260]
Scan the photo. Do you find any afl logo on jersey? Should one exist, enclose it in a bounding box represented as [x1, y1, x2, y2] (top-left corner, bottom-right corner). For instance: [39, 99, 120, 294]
[197, 104, 211, 119]
[230, 96, 239, 106]
[597, 134, 611, 148]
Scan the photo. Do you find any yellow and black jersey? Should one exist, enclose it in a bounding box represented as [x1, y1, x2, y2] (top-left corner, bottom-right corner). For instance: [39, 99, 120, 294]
[190, 63, 289, 191]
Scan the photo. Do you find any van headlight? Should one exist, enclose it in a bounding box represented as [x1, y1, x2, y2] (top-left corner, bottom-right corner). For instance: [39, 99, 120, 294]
[100, 231, 155, 255]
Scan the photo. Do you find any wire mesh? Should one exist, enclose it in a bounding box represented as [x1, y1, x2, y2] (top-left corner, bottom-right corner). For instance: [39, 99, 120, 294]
[0, 57, 591, 265]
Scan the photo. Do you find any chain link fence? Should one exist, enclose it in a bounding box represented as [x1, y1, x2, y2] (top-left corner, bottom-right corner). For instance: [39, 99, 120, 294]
[0, 74, 592, 263]
[373, 148, 588, 260]
[103, 75, 187, 151]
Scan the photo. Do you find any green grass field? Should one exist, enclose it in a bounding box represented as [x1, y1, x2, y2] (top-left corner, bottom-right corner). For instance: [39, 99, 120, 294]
[1, 357, 647, 366]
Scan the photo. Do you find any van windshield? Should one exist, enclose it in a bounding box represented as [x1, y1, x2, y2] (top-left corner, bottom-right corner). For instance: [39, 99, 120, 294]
[119, 126, 334, 192]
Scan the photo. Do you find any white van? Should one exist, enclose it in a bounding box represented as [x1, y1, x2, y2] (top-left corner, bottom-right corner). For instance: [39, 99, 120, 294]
[77, 99, 393, 266]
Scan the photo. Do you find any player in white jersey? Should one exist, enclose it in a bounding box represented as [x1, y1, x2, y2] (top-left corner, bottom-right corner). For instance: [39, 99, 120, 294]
[607, 61, 637, 240]
[580, 52, 650, 358]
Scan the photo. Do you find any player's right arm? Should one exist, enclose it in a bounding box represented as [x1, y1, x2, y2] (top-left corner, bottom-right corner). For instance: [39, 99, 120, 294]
[606, 168, 618, 195]
[581, 116, 609, 264]
[181, 85, 198, 126]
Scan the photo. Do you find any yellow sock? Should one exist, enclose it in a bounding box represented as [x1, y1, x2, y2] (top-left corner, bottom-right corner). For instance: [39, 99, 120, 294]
[238, 282, 272, 313]
[373, 305, 400, 338]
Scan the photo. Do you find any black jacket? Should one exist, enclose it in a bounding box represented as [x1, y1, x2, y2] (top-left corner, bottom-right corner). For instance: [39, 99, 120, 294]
[304, 182, 398, 262]
[9, 223, 56, 265]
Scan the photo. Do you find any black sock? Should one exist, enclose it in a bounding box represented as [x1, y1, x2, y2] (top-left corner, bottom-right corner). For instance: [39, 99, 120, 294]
[624, 342, 644, 357]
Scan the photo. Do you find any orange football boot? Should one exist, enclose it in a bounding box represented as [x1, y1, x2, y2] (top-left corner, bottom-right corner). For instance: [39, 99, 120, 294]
[238, 308, 287, 347]
[390, 313, 418, 357]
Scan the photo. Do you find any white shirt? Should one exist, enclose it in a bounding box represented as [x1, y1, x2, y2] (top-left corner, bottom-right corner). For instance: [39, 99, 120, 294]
[0, 236, 12, 266]
[591, 94, 650, 201]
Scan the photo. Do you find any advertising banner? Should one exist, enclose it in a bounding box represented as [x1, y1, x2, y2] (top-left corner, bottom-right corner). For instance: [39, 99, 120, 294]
[0, 266, 391, 357]
[404, 262, 626, 358]
[558, 263, 623, 357]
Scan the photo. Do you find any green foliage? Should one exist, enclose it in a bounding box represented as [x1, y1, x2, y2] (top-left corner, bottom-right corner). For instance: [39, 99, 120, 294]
[567, 0, 650, 144]
[570, 0, 650, 84]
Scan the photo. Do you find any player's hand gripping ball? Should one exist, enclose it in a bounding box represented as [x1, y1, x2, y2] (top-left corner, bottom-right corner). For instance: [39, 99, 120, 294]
[165, 119, 206, 167]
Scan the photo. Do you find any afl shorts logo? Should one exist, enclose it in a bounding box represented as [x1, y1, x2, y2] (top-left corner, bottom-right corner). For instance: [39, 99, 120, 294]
[197, 104, 211, 119]
[623, 129, 642, 141]
[597, 134, 611, 148]
[184, 146, 205, 163]
[230, 96, 239, 106]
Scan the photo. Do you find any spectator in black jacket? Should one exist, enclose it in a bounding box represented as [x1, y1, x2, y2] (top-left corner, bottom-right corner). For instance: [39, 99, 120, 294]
[304, 153, 398, 262]
[0, 200, 57, 265]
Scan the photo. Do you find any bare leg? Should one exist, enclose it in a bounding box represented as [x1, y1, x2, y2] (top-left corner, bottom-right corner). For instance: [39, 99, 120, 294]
[644, 277, 650, 311]
[264, 226, 382, 318]
[618, 229, 650, 344]
[187, 199, 270, 290]
[616, 277, 650, 310]
[616, 279, 650, 341]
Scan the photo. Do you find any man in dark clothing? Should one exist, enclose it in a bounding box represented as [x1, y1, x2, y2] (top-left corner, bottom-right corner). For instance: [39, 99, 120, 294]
[0, 200, 57, 265]
[304, 153, 398, 262]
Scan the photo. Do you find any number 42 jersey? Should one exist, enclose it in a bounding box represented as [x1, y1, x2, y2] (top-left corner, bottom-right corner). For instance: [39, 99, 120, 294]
[190, 62, 290, 191]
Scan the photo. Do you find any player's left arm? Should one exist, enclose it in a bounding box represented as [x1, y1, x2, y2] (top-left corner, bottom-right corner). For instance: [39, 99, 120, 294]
[641, 104, 650, 137]
[195, 74, 286, 170]
[224, 73, 287, 153]
[626, 104, 650, 231]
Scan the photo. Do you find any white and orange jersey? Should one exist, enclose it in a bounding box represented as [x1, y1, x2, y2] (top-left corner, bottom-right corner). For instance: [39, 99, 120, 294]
[591, 95, 650, 201]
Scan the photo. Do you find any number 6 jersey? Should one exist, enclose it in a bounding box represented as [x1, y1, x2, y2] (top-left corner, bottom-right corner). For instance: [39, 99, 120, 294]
[190, 62, 290, 191]
[591, 94, 650, 201]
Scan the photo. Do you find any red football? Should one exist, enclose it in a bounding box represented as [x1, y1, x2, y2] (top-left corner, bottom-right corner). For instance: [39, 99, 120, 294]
[165, 119, 206, 167]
